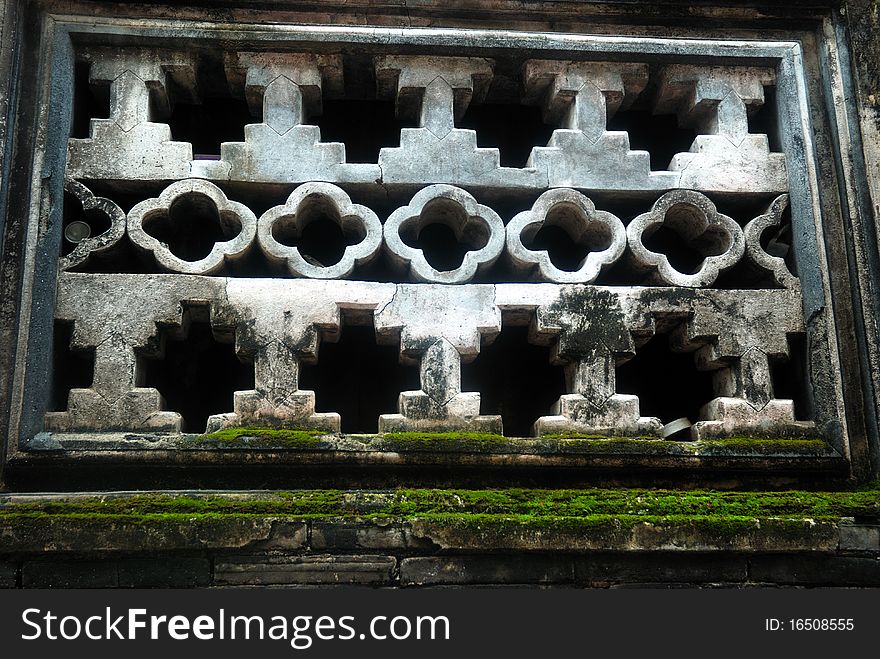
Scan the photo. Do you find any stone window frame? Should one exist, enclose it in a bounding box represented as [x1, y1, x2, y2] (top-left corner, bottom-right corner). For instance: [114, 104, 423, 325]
[0, 7, 874, 484]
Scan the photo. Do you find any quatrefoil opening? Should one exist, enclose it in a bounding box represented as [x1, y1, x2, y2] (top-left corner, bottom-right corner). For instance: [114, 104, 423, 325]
[743, 194, 798, 289]
[507, 188, 626, 283]
[626, 190, 745, 287]
[127, 179, 257, 275]
[257, 182, 382, 279]
[384, 184, 505, 284]
[59, 179, 127, 271]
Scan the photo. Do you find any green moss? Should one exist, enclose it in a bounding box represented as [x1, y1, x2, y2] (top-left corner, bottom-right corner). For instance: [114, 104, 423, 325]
[2, 488, 877, 528]
[194, 426, 329, 448]
[539, 433, 645, 440]
[377, 431, 507, 452]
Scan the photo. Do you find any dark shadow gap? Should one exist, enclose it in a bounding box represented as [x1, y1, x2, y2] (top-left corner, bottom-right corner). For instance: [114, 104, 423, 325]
[167, 96, 253, 158]
[616, 332, 715, 431]
[61, 191, 112, 257]
[70, 61, 109, 139]
[49, 321, 95, 412]
[299, 323, 420, 433]
[606, 109, 697, 171]
[143, 193, 240, 262]
[747, 86, 782, 153]
[140, 316, 254, 433]
[458, 103, 554, 168]
[769, 333, 813, 422]
[461, 324, 566, 437]
[315, 99, 417, 163]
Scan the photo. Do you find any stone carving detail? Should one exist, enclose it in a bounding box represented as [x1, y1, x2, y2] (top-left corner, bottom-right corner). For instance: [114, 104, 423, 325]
[206, 280, 394, 432]
[257, 182, 383, 279]
[506, 189, 626, 283]
[524, 60, 678, 191]
[45, 274, 221, 432]
[67, 48, 196, 180]
[191, 53, 379, 184]
[383, 184, 505, 283]
[743, 194, 798, 289]
[127, 179, 257, 275]
[376, 56, 545, 189]
[655, 64, 787, 194]
[59, 179, 127, 271]
[375, 284, 502, 433]
[626, 190, 745, 287]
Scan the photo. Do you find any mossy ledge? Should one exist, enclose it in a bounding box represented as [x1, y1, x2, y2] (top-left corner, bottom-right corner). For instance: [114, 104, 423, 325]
[192, 427, 330, 448]
[178, 428, 831, 456]
[1, 488, 877, 531]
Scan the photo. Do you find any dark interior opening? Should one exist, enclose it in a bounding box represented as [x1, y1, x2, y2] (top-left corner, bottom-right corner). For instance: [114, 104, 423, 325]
[315, 99, 416, 163]
[49, 321, 95, 412]
[461, 325, 566, 437]
[769, 333, 813, 422]
[143, 193, 241, 262]
[70, 61, 110, 139]
[167, 96, 253, 158]
[299, 323, 420, 433]
[606, 109, 697, 170]
[401, 199, 490, 272]
[270, 196, 365, 268]
[641, 204, 729, 276]
[616, 331, 715, 432]
[458, 103, 555, 168]
[747, 86, 782, 153]
[61, 191, 113, 257]
[140, 315, 254, 433]
[759, 201, 797, 277]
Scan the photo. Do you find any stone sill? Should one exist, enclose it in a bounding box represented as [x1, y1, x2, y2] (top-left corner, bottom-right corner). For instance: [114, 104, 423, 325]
[18, 433, 845, 474]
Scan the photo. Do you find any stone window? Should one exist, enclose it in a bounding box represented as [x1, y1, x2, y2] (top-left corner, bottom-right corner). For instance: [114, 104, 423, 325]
[1, 2, 876, 487]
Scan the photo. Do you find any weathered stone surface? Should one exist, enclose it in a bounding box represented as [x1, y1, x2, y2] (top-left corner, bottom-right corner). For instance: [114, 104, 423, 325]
[524, 60, 677, 191]
[376, 55, 544, 189]
[376, 283, 502, 432]
[59, 179, 127, 272]
[749, 555, 880, 586]
[506, 189, 626, 283]
[44, 274, 221, 433]
[127, 179, 257, 275]
[214, 554, 395, 586]
[257, 182, 382, 279]
[192, 52, 379, 184]
[383, 184, 505, 284]
[207, 279, 394, 431]
[626, 190, 745, 288]
[575, 553, 749, 586]
[67, 47, 195, 180]
[655, 64, 787, 195]
[117, 558, 211, 587]
[23, 561, 118, 588]
[311, 520, 439, 551]
[839, 524, 880, 552]
[400, 555, 573, 585]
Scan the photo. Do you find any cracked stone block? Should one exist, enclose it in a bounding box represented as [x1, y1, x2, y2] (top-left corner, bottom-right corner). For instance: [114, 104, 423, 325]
[257, 182, 382, 278]
[127, 179, 257, 275]
[44, 273, 222, 432]
[191, 52, 379, 184]
[655, 64, 788, 194]
[626, 189, 745, 287]
[376, 284, 502, 432]
[384, 184, 505, 283]
[59, 178, 127, 271]
[528, 287, 662, 436]
[206, 279, 395, 432]
[523, 60, 679, 191]
[376, 55, 545, 189]
[743, 194, 799, 289]
[506, 188, 626, 283]
[67, 47, 195, 180]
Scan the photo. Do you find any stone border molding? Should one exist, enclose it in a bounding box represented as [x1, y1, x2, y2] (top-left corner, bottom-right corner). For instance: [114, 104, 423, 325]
[127, 178, 257, 275]
[626, 190, 745, 287]
[59, 178, 127, 272]
[743, 194, 799, 289]
[257, 182, 382, 279]
[383, 184, 505, 283]
[506, 188, 626, 283]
